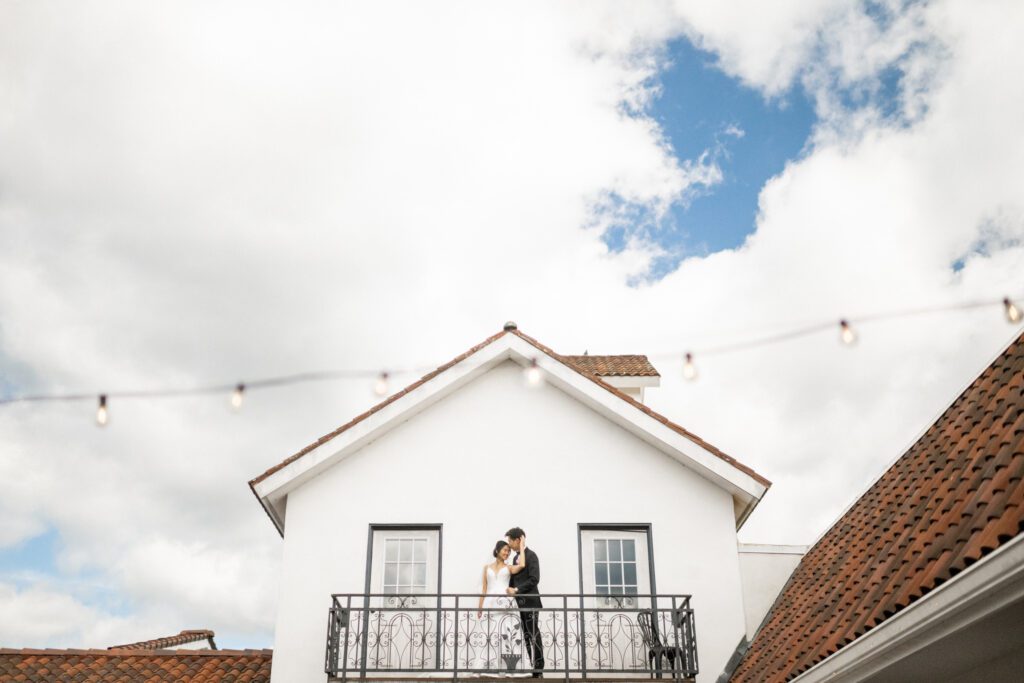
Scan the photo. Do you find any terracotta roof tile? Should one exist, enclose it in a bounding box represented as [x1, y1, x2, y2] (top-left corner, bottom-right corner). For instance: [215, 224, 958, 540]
[0, 648, 272, 682]
[561, 355, 660, 377]
[109, 630, 216, 651]
[731, 331, 1024, 682]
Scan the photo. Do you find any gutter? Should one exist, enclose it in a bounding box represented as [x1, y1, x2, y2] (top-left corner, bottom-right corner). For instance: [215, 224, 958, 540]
[791, 532, 1024, 682]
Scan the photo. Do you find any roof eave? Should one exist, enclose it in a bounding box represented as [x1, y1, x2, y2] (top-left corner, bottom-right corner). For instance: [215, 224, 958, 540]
[249, 479, 284, 537]
[251, 328, 770, 533]
[789, 532, 1024, 683]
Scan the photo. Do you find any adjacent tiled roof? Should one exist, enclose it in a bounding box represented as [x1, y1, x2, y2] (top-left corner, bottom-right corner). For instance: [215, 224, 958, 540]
[109, 630, 216, 651]
[731, 331, 1024, 682]
[562, 354, 660, 377]
[0, 648, 272, 682]
[249, 327, 769, 533]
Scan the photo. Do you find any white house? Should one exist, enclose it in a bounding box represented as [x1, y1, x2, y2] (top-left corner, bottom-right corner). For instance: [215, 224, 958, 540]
[250, 324, 779, 683]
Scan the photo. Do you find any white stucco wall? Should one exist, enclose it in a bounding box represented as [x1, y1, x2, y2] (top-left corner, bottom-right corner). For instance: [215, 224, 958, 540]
[168, 639, 215, 651]
[269, 360, 748, 682]
[737, 544, 805, 639]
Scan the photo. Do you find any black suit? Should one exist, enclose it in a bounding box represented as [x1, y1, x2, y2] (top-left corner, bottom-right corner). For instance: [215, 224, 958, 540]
[511, 548, 544, 675]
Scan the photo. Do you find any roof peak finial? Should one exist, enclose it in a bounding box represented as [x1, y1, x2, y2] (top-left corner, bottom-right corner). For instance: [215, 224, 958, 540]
[503, 321, 518, 331]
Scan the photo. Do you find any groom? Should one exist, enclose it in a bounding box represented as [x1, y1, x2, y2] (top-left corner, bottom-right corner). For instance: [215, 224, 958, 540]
[505, 527, 544, 677]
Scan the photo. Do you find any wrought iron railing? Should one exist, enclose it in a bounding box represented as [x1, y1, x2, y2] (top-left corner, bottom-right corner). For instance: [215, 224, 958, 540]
[325, 593, 697, 681]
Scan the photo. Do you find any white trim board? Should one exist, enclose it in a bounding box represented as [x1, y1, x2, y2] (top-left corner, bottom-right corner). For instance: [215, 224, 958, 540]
[252, 333, 768, 534]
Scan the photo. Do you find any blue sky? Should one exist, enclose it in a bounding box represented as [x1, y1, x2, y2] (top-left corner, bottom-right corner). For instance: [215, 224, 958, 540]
[603, 38, 816, 277]
[0, 528, 59, 578]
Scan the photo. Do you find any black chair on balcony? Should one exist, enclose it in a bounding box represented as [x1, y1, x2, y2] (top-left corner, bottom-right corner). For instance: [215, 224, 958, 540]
[637, 610, 685, 679]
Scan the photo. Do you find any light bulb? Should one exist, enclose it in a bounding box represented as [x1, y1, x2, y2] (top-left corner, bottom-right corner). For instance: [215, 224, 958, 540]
[525, 359, 542, 386]
[682, 353, 697, 381]
[374, 372, 390, 397]
[96, 394, 108, 427]
[839, 319, 857, 346]
[1004, 297, 1022, 324]
[231, 383, 245, 410]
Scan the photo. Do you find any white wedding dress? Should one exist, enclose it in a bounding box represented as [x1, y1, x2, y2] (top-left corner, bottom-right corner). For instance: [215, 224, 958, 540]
[471, 563, 527, 674]
[482, 565, 515, 610]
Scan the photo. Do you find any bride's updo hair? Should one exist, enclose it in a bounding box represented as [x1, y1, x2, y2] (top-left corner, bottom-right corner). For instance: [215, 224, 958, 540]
[493, 540, 509, 558]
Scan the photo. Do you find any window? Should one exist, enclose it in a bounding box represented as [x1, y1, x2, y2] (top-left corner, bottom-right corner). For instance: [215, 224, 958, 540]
[366, 525, 441, 602]
[593, 538, 638, 596]
[382, 538, 429, 594]
[578, 525, 653, 607]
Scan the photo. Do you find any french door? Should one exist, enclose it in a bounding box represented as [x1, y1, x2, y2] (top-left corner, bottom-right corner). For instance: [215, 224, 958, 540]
[578, 526, 654, 672]
[362, 526, 441, 672]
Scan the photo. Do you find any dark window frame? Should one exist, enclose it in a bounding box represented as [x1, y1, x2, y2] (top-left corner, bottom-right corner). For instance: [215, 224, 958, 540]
[576, 523, 657, 596]
[364, 523, 443, 596]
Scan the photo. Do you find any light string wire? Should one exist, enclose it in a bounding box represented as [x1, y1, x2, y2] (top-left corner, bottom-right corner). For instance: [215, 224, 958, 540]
[651, 295, 1023, 360]
[0, 294, 1021, 414]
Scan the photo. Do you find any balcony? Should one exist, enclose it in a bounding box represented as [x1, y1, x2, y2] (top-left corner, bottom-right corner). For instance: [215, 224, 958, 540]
[325, 593, 698, 681]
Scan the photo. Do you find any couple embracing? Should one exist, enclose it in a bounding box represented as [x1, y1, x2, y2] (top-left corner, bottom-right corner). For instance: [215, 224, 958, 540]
[477, 527, 545, 677]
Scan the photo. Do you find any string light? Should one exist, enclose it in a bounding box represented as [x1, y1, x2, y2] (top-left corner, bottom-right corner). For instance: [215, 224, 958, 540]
[230, 383, 245, 410]
[96, 394, 108, 426]
[682, 353, 697, 381]
[1, 293, 1021, 420]
[1004, 297, 1022, 324]
[525, 358, 543, 386]
[839, 319, 857, 346]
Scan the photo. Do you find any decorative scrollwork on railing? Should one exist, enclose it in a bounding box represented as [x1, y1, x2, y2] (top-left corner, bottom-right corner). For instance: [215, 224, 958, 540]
[384, 595, 420, 608]
[325, 595, 698, 680]
[600, 595, 637, 608]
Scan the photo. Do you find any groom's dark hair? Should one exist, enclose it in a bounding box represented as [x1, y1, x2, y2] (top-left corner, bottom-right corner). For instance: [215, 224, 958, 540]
[505, 527, 525, 540]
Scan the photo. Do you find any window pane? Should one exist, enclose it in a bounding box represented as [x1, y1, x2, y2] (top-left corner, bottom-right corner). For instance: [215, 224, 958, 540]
[610, 586, 623, 595]
[594, 540, 607, 561]
[609, 563, 622, 585]
[609, 541, 621, 561]
[399, 540, 413, 561]
[414, 563, 427, 587]
[384, 563, 398, 586]
[623, 563, 637, 586]
[399, 564, 412, 585]
[385, 540, 399, 561]
[625, 585, 638, 595]
[595, 563, 608, 585]
[622, 540, 636, 562]
[596, 585, 609, 595]
[413, 540, 426, 562]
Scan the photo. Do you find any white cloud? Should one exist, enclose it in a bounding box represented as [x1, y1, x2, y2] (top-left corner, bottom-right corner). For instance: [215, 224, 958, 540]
[1, 0, 1023, 650]
[0, 581, 136, 647]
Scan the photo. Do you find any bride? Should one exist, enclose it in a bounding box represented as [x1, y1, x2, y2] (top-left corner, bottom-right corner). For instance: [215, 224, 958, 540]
[479, 539, 527, 614]
[471, 540, 528, 672]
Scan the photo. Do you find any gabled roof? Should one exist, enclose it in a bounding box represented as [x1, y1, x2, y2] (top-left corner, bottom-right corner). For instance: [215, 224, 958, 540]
[110, 630, 217, 651]
[562, 354, 660, 377]
[0, 648, 272, 682]
[249, 326, 769, 535]
[731, 331, 1024, 682]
